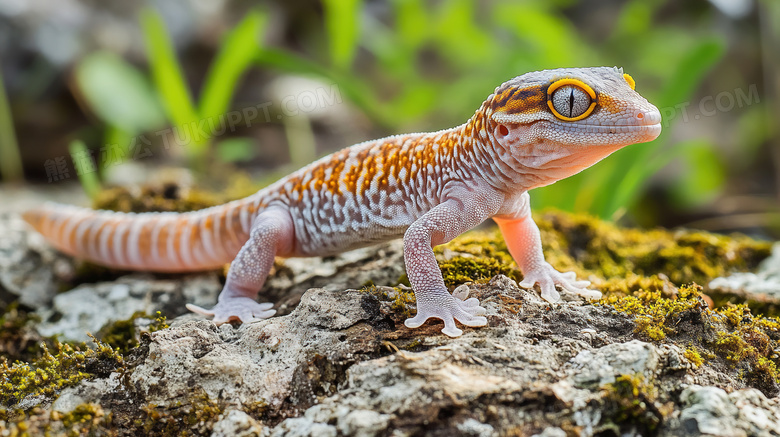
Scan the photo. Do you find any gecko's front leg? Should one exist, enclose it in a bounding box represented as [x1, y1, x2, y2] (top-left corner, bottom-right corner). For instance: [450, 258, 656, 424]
[493, 192, 601, 302]
[403, 188, 504, 337]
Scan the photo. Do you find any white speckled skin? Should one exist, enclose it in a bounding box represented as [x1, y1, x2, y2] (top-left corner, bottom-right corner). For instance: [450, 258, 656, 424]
[24, 67, 662, 337]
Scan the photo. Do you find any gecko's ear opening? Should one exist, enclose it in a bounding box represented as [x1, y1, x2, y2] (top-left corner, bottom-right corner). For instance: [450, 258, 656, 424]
[497, 124, 509, 137]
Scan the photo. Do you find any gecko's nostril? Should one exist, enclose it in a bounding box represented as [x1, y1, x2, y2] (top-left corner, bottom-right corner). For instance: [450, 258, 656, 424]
[637, 109, 662, 125]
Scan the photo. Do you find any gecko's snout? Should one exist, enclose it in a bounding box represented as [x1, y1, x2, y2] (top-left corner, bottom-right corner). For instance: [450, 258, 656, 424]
[635, 107, 662, 126]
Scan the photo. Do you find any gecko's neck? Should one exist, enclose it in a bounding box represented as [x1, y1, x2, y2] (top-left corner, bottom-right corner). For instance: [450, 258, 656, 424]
[453, 101, 539, 193]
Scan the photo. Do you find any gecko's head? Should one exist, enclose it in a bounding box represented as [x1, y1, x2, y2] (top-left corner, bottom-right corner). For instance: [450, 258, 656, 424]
[483, 67, 661, 180]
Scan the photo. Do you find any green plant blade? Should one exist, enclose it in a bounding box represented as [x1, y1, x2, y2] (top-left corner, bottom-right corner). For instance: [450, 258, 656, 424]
[199, 10, 267, 122]
[74, 51, 166, 134]
[69, 140, 101, 199]
[140, 9, 200, 152]
[322, 0, 362, 70]
[216, 138, 257, 163]
[657, 38, 726, 109]
[0, 68, 23, 182]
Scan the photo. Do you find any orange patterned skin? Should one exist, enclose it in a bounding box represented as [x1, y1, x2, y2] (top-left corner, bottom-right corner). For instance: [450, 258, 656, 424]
[24, 67, 662, 337]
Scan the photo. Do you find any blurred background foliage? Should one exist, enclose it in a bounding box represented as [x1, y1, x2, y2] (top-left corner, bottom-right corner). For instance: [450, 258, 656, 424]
[0, 0, 778, 237]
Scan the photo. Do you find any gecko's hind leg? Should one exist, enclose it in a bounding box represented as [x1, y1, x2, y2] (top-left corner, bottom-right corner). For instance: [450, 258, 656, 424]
[187, 208, 294, 324]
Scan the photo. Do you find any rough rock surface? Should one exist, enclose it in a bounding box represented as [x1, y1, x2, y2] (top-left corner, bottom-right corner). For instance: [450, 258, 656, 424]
[0, 213, 76, 309]
[14, 276, 777, 436]
[2, 212, 780, 436]
[36, 274, 223, 342]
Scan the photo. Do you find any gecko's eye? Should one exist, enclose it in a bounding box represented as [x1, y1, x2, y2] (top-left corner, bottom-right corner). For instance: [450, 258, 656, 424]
[547, 78, 597, 122]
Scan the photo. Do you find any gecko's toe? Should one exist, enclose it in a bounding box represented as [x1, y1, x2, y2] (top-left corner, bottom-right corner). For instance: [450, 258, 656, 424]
[186, 298, 276, 325]
[456, 313, 488, 327]
[404, 313, 429, 329]
[185, 303, 215, 317]
[462, 297, 480, 307]
[404, 292, 488, 337]
[539, 282, 561, 302]
[452, 284, 470, 301]
[441, 324, 463, 338]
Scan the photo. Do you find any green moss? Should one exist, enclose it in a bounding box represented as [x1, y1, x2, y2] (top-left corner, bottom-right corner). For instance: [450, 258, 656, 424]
[97, 311, 169, 353]
[0, 303, 54, 363]
[438, 256, 517, 288]
[601, 284, 704, 341]
[435, 228, 522, 287]
[389, 288, 416, 318]
[684, 347, 704, 367]
[54, 402, 108, 435]
[537, 211, 771, 288]
[0, 336, 123, 407]
[600, 374, 666, 434]
[94, 185, 221, 213]
[710, 315, 780, 388]
[403, 339, 423, 350]
[715, 332, 752, 362]
[360, 285, 417, 320]
[136, 397, 265, 436]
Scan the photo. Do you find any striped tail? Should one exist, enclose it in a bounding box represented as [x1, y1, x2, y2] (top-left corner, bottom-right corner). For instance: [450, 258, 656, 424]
[22, 198, 261, 272]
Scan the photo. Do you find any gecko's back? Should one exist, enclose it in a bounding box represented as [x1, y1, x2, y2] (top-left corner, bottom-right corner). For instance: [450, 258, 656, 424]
[22, 126, 466, 270]
[265, 127, 477, 257]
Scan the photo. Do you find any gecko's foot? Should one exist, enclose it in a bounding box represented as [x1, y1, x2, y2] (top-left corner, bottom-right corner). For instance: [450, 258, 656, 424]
[519, 263, 600, 302]
[186, 297, 276, 324]
[404, 285, 487, 338]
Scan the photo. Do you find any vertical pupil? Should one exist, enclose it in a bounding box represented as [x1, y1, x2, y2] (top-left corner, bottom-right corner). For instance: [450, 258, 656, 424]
[568, 88, 575, 118]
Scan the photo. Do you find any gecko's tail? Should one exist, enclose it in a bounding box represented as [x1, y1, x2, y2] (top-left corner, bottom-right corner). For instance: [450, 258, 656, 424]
[22, 198, 260, 272]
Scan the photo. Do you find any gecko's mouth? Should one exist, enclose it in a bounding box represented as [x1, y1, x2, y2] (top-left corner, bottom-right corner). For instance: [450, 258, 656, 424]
[553, 121, 661, 135]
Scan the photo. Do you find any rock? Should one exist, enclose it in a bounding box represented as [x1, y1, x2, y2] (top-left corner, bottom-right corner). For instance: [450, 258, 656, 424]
[729, 389, 780, 435]
[677, 386, 741, 436]
[568, 340, 660, 388]
[35, 273, 222, 342]
[709, 242, 780, 302]
[0, 213, 76, 309]
[128, 288, 387, 416]
[532, 428, 567, 437]
[52, 376, 121, 414]
[264, 240, 405, 315]
[667, 385, 780, 437]
[456, 418, 497, 437]
[211, 409, 266, 437]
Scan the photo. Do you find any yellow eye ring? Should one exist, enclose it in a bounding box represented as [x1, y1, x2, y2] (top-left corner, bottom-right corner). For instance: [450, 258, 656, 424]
[546, 78, 597, 122]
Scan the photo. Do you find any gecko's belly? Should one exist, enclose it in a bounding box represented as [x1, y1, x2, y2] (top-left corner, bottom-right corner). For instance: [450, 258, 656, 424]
[293, 222, 409, 257]
[290, 211, 416, 257]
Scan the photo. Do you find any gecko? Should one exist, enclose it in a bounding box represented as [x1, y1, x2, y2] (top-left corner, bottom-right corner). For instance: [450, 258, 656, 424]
[23, 67, 661, 337]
